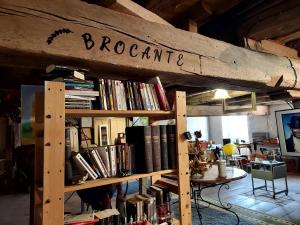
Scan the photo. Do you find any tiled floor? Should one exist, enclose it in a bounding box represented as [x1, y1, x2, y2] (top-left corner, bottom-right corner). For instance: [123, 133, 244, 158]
[0, 173, 299, 225]
[200, 173, 300, 224]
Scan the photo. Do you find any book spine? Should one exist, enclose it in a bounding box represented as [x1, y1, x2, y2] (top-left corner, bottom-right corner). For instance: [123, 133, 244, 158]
[153, 77, 170, 110]
[144, 126, 154, 173]
[108, 79, 114, 110]
[111, 80, 118, 111]
[133, 82, 142, 110]
[150, 84, 160, 110]
[124, 81, 132, 110]
[105, 79, 111, 110]
[160, 125, 169, 170]
[128, 81, 136, 110]
[108, 145, 117, 176]
[145, 84, 155, 110]
[167, 125, 177, 169]
[91, 149, 108, 178]
[151, 126, 161, 171]
[101, 79, 108, 110]
[74, 153, 98, 179]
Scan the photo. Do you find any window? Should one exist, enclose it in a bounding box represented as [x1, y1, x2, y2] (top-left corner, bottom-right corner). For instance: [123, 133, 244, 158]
[222, 115, 249, 143]
[187, 117, 209, 140]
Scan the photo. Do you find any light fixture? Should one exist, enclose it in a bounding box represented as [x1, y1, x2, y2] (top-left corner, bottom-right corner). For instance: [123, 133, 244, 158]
[213, 89, 230, 100]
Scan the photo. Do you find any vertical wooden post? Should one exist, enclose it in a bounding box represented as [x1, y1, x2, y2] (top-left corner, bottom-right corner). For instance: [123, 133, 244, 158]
[175, 91, 192, 225]
[34, 92, 45, 225]
[42, 81, 65, 225]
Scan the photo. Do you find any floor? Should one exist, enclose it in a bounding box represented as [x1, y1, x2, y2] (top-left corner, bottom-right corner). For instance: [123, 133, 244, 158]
[0, 173, 299, 225]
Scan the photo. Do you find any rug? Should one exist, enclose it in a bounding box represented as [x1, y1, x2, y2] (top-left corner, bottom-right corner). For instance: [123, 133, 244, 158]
[171, 198, 297, 225]
[241, 189, 294, 206]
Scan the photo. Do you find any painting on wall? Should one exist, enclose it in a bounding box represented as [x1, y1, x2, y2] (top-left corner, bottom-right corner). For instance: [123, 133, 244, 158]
[21, 85, 43, 145]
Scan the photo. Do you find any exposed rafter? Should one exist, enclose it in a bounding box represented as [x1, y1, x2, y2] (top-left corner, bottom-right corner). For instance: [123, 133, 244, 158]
[0, 0, 299, 91]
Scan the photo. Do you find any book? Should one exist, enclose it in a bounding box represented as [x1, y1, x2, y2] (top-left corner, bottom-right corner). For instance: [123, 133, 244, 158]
[150, 76, 170, 111]
[167, 125, 177, 169]
[108, 145, 117, 176]
[126, 197, 144, 222]
[65, 90, 99, 97]
[90, 149, 109, 178]
[72, 152, 98, 180]
[96, 146, 111, 177]
[126, 126, 153, 173]
[160, 125, 169, 170]
[151, 125, 161, 171]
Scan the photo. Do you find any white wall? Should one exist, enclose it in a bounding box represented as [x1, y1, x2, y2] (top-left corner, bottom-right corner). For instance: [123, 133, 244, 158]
[187, 117, 209, 141]
[208, 116, 223, 144]
[247, 115, 269, 141]
[268, 103, 291, 138]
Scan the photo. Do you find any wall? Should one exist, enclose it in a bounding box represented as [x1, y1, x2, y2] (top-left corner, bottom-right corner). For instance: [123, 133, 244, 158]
[247, 115, 269, 141]
[208, 116, 223, 144]
[268, 103, 291, 138]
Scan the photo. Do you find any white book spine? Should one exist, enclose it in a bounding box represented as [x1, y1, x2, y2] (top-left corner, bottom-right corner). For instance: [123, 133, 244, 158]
[108, 146, 117, 176]
[95, 149, 110, 177]
[91, 150, 108, 178]
[75, 153, 98, 180]
[145, 83, 154, 110]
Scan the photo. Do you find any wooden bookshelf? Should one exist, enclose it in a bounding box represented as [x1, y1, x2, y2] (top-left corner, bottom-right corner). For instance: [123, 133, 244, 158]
[34, 81, 191, 225]
[64, 169, 176, 192]
[65, 109, 175, 118]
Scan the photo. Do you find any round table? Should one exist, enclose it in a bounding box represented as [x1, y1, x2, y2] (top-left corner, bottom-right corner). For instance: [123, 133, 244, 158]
[191, 165, 247, 225]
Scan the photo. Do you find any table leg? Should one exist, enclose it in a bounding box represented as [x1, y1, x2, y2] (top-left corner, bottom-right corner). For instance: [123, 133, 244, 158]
[194, 182, 240, 225]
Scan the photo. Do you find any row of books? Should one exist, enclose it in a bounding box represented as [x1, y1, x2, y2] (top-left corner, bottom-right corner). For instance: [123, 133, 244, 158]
[95, 77, 170, 111]
[126, 125, 177, 173]
[47, 65, 170, 111]
[66, 143, 134, 183]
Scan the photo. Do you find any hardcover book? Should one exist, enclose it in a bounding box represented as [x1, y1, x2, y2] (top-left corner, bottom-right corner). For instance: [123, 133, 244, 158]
[125, 126, 153, 173]
[151, 126, 161, 171]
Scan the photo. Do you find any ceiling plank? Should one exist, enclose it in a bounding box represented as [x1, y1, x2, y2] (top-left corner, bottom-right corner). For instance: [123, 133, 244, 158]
[187, 105, 269, 116]
[96, 0, 172, 26]
[275, 30, 300, 44]
[0, 0, 300, 91]
[244, 38, 298, 58]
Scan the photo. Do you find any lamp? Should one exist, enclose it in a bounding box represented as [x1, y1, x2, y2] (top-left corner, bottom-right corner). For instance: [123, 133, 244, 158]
[213, 89, 230, 100]
[223, 143, 237, 156]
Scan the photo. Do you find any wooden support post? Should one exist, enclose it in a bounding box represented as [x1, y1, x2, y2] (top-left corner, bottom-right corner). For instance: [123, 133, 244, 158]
[42, 82, 65, 225]
[175, 91, 192, 225]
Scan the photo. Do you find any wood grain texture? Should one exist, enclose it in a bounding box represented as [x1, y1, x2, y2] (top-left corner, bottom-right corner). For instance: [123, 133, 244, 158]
[42, 82, 65, 225]
[66, 109, 175, 118]
[64, 169, 176, 192]
[245, 38, 298, 58]
[175, 91, 192, 225]
[0, 0, 299, 90]
[98, 0, 172, 26]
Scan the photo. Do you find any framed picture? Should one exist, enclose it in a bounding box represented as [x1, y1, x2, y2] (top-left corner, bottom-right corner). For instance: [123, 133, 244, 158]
[276, 109, 300, 156]
[98, 124, 109, 146]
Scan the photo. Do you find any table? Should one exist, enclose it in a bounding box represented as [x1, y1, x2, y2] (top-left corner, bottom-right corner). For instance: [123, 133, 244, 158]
[163, 165, 247, 225]
[251, 160, 288, 199]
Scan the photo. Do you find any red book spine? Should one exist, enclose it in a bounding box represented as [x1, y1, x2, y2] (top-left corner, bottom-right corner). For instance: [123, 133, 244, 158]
[154, 84, 170, 111]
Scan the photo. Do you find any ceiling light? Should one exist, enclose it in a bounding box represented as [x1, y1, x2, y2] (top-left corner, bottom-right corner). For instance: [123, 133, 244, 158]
[213, 89, 230, 100]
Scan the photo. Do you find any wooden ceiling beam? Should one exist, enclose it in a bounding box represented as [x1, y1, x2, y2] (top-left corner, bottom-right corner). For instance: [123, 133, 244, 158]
[244, 38, 298, 58]
[96, 0, 172, 26]
[0, 0, 300, 91]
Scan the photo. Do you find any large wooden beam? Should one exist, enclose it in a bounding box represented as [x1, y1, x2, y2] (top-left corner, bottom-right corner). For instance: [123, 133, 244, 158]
[244, 38, 298, 58]
[0, 0, 300, 90]
[96, 0, 172, 26]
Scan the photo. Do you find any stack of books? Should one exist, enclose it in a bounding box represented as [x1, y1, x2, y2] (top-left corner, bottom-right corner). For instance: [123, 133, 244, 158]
[46, 64, 98, 109]
[65, 79, 98, 109]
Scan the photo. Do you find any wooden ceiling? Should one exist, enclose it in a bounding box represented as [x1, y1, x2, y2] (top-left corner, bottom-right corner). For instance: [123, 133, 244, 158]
[131, 0, 300, 105]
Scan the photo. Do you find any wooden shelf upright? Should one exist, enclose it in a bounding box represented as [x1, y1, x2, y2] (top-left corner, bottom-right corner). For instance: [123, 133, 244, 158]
[33, 81, 191, 225]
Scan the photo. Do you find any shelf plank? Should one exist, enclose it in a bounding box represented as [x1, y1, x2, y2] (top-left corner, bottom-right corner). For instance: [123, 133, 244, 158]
[65, 109, 174, 118]
[64, 169, 176, 192]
